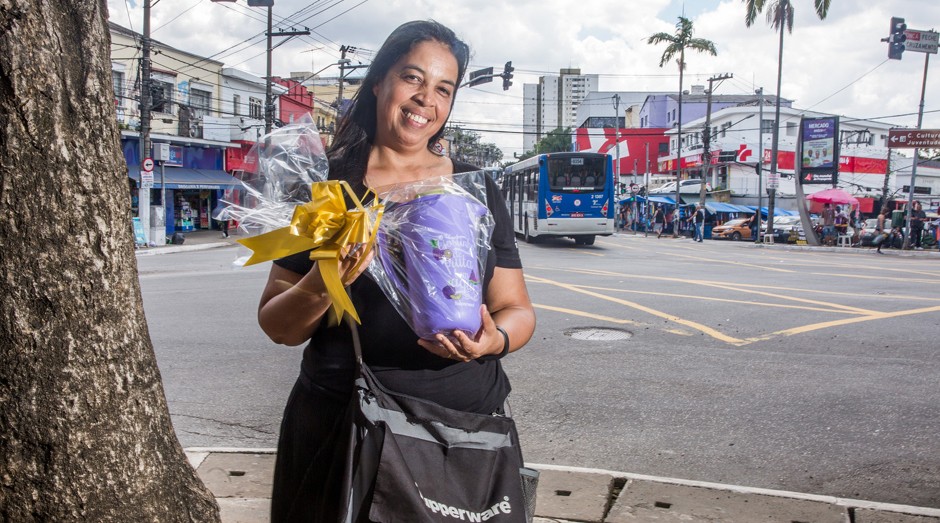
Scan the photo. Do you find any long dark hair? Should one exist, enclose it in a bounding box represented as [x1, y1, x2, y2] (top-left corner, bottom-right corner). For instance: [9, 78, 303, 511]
[327, 20, 471, 195]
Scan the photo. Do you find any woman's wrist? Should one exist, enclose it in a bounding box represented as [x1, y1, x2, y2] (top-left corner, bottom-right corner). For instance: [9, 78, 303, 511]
[481, 326, 510, 361]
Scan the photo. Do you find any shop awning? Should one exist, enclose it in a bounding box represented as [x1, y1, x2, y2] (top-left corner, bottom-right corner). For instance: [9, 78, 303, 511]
[748, 206, 796, 217]
[128, 166, 241, 190]
[620, 195, 682, 205]
[705, 202, 743, 213]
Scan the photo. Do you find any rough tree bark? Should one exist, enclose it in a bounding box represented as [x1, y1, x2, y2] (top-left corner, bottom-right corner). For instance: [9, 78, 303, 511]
[0, 1, 219, 520]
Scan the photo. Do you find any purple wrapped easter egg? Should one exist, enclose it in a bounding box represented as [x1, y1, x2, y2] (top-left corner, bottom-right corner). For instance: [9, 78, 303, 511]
[382, 193, 488, 339]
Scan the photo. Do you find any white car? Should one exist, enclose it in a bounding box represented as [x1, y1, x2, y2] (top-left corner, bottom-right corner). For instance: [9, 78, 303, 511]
[649, 179, 710, 195]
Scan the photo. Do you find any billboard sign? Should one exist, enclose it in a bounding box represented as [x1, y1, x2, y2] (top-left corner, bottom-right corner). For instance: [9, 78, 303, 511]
[798, 116, 840, 185]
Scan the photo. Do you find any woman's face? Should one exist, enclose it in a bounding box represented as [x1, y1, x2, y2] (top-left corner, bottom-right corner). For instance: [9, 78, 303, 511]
[372, 40, 459, 152]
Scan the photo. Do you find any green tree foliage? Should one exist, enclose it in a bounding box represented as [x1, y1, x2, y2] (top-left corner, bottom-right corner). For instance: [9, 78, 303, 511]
[446, 126, 503, 167]
[516, 127, 574, 162]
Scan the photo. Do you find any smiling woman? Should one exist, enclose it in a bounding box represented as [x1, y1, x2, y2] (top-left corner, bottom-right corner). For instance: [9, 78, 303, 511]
[257, 20, 537, 522]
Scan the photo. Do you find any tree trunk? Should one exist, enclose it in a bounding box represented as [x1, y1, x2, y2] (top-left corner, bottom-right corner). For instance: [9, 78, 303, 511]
[0, 2, 220, 521]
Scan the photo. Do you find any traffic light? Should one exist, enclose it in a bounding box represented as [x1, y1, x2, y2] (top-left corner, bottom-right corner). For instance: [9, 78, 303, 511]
[502, 61, 514, 91]
[888, 16, 907, 60]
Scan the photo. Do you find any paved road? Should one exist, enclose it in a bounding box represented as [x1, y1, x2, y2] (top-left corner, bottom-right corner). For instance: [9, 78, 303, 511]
[137, 235, 940, 508]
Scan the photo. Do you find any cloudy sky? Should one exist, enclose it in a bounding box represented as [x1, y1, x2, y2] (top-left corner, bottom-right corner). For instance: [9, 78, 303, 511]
[108, 0, 938, 159]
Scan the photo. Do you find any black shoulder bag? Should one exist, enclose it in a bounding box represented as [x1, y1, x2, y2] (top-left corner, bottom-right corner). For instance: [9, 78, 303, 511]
[338, 319, 539, 523]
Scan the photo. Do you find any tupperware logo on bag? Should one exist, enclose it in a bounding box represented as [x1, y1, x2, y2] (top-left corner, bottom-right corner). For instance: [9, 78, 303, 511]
[420, 493, 513, 521]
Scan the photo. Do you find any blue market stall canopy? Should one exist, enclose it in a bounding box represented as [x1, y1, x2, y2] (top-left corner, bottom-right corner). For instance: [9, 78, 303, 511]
[748, 206, 797, 217]
[705, 202, 755, 214]
[620, 195, 684, 206]
[128, 166, 241, 190]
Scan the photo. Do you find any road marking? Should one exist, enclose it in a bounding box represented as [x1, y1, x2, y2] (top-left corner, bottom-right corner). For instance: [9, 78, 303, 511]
[771, 305, 940, 337]
[668, 252, 797, 273]
[526, 275, 747, 346]
[574, 284, 862, 315]
[810, 272, 940, 285]
[540, 266, 879, 315]
[563, 248, 606, 257]
[533, 303, 646, 327]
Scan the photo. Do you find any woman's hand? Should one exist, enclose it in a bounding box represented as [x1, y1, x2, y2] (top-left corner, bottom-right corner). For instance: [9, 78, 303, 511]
[417, 305, 503, 362]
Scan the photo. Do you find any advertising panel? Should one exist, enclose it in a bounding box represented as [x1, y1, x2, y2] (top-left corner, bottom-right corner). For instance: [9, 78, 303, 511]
[799, 116, 840, 185]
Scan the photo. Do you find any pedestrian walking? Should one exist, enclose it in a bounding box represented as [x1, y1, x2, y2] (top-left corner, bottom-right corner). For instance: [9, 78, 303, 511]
[874, 212, 888, 254]
[653, 205, 665, 238]
[689, 203, 705, 242]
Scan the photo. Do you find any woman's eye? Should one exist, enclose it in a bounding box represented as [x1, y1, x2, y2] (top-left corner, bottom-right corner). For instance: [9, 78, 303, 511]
[437, 86, 452, 97]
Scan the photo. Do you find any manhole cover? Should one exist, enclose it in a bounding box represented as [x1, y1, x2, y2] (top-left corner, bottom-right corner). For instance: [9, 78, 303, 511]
[565, 327, 633, 341]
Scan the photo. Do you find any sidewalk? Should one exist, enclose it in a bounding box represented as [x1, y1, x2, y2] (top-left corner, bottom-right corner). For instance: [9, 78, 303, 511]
[135, 229, 241, 256]
[185, 449, 940, 523]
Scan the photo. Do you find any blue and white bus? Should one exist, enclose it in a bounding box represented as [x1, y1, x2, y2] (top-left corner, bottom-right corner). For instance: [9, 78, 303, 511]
[502, 152, 615, 245]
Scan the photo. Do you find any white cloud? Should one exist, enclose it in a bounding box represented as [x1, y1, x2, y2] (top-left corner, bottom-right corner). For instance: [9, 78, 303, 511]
[108, 0, 939, 159]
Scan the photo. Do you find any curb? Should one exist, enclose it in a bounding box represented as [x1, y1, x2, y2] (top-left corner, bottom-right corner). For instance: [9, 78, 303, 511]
[184, 449, 940, 522]
[135, 241, 233, 256]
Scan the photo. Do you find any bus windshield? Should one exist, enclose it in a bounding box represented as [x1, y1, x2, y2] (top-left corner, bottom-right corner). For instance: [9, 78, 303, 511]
[547, 156, 607, 193]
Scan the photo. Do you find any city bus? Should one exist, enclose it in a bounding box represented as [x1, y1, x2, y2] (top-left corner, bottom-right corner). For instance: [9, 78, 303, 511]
[502, 152, 615, 245]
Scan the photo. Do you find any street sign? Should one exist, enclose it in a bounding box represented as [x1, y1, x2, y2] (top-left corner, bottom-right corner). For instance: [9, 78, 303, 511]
[630, 183, 640, 194]
[142, 157, 155, 171]
[905, 29, 939, 54]
[887, 129, 940, 149]
[140, 170, 154, 189]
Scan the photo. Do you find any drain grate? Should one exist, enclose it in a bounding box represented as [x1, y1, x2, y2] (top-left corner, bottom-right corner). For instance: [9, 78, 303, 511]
[565, 327, 633, 341]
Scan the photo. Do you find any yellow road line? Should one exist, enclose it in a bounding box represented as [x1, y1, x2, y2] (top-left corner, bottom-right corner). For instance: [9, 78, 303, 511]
[771, 305, 940, 337]
[526, 275, 747, 346]
[810, 272, 940, 285]
[709, 281, 940, 303]
[666, 252, 796, 273]
[573, 284, 862, 315]
[563, 248, 606, 257]
[536, 266, 879, 315]
[533, 303, 646, 327]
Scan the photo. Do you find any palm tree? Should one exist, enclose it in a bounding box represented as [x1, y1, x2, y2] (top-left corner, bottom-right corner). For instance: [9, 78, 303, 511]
[648, 17, 718, 236]
[744, 0, 830, 244]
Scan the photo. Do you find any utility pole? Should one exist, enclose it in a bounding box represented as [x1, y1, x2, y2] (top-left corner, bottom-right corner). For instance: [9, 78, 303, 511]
[756, 87, 764, 243]
[902, 53, 930, 250]
[263, 4, 273, 136]
[612, 94, 621, 183]
[699, 73, 732, 206]
[256, 3, 310, 136]
[612, 94, 621, 232]
[645, 142, 650, 238]
[766, 25, 785, 242]
[336, 45, 367, 114]
[139, 0, 153, 240]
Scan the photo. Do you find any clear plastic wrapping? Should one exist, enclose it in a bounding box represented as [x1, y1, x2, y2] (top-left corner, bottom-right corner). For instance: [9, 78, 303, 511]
[215, 117, 329, 237]
[368, 173, 495, 340]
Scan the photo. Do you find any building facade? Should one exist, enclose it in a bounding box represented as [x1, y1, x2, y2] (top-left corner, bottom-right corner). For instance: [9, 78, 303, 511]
[522, 68, 598, 153]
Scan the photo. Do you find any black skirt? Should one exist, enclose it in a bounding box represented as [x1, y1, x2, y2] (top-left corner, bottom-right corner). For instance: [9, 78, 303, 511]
[271, 373, 352, 523]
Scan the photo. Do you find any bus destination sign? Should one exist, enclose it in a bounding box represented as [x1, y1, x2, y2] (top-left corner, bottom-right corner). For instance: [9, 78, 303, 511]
[888, 129, 940, 149]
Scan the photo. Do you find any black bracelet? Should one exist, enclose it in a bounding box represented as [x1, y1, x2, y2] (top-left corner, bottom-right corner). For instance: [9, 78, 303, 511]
[482, 326, 510, 361]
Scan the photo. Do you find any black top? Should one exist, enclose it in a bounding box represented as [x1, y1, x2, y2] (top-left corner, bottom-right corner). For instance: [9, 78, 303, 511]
[274, 161, 522, 414]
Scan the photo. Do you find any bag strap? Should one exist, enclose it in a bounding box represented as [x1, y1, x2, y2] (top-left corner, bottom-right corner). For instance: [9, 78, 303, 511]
[345, 315, 364, 370]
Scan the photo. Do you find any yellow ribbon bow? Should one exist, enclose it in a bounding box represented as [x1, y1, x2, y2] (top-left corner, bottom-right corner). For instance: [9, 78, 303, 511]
[237, 180, 383, 324]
